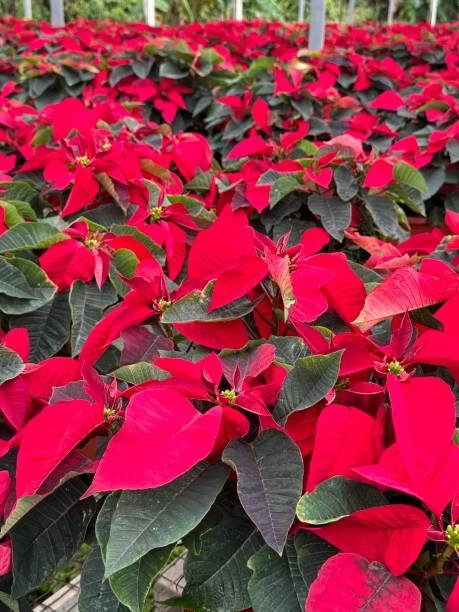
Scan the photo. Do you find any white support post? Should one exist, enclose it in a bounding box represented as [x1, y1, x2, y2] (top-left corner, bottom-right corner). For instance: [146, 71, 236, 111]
[347, 0, 356, 24]
[23, 0, 32, 19]
[298, 0, 305, 22]
[308, 0, 326, 51]
[50, 0, 65, 26]
[430, 0, 439, 26]
[387, 0, 396, 24]
[234, 0, 243, 21]
[144, 0, 155, 26]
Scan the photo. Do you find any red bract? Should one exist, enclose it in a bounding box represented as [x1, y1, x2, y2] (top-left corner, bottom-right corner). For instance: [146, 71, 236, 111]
[86, 388, 222, 493]
[305, 504, 430, 576]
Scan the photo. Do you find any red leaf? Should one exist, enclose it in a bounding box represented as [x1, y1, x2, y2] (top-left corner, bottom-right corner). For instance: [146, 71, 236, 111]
[16, 399, 104, 498]
[306, 553, 421, 612]
[354, 259, 459, 331]
[300, 227, 330, 257]
[252, 97, 270, 131]
[447, 578, 459, 612]
[79, 301, 153, 365]
[305, 167, 333, 189]
[87, 389, 222, 493]
[308, 253, 366, 324]
[226, 134, 272, 160]
[0, 377, 30, 430]
[1, 328, 29, 362]
[307, 404, 383, 491]
[354, 442, 459, 517]
[62, 166, 100, 217]
[188, 207, 256, 281]
[209, 255, 267, 311]
[387, 375, 456, 487]
[369, 91, 405, 111]
[363, 159, 394, 189]
[25, 357, 81, 404]
[309, 504, 430, 576]
[175, 320, 248, 350]
[40, 239, 95, 290]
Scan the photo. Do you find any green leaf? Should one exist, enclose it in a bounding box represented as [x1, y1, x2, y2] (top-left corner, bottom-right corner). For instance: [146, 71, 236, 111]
[0, 181, 38, 203]
[69, 281, 118, 357]
[5, 200, 37, 222]
[159, 60, 189, 79]
[223, 430, 303, 554]
[185, 171, 214, 192]
[393, 161, 428, 193]
[0, 494, 44, 539]
[269, 336, 311, 367]
[333, 166, 359, 201]
[11, 291, 70, 361]
[348, 261, 383, 284]
[294, 531, 338, 591]
[112, 249, 139, 279]
[0, 202, 24, 227]
[307, 195, 351, 241]
[105, 462, 229, 576]
[161, 281, 259, 324]
[112, 362, 170, 385]
[274, 351, 343, 425]
[180, 513, 263, 611]
[0, 346, 24, 385]
[95, 493, 173, 612]
[364, 195, 403, 239]
[296, 476, 387, 525]
[269, 176, 299, 208]
[110, 547, 173, 612]
[79, 545, 129, 612]
[11, 479, 96, 598]
[0, 256, 56, 310]
[0, 222, 67, 253]
[247, 541, 305, 612]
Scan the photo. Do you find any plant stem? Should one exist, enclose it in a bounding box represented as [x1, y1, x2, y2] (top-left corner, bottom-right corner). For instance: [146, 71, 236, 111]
[424, 544, 457, 581]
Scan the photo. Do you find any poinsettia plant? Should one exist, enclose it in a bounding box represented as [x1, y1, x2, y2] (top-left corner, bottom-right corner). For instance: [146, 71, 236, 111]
[0, 15, 457, 612]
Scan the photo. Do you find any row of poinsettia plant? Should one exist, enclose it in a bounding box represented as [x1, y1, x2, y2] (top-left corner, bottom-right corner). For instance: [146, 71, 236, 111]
[0, 15, 457, 612]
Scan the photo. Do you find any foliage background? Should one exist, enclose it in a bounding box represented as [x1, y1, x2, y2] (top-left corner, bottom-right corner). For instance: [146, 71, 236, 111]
[0, 0, 457, 25]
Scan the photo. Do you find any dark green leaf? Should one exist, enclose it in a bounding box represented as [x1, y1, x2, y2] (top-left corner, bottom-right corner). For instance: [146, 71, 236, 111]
[348, 261, 383, 284]
[294, 531, 338, 591]
[333, 166, 359, 201]
[0, 223, 67, 253]
[274, 352, 343, 424]
[11, 479, 95, 598]
[79, 545, 129, 612]
[269, 336, 310, 367]
[0, 256, 56, 311]
[161, 281, 259, 324]
[269, 176, 299, 208]
[95, 493, 173, 612]
[296, 476, 387, 525]
[307, 195, 351, 241]
[223, 430, 303, 554]
[105, 462, 229, 576]
[110, 547, 173, 612]
[11, 292, 70, 361]
[0, 346, 24, 386]
[247, 542, 304, 612]
[180, 513, 263, 611]
[364, 195, 403, 239]
[69, 281, 118, 357]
